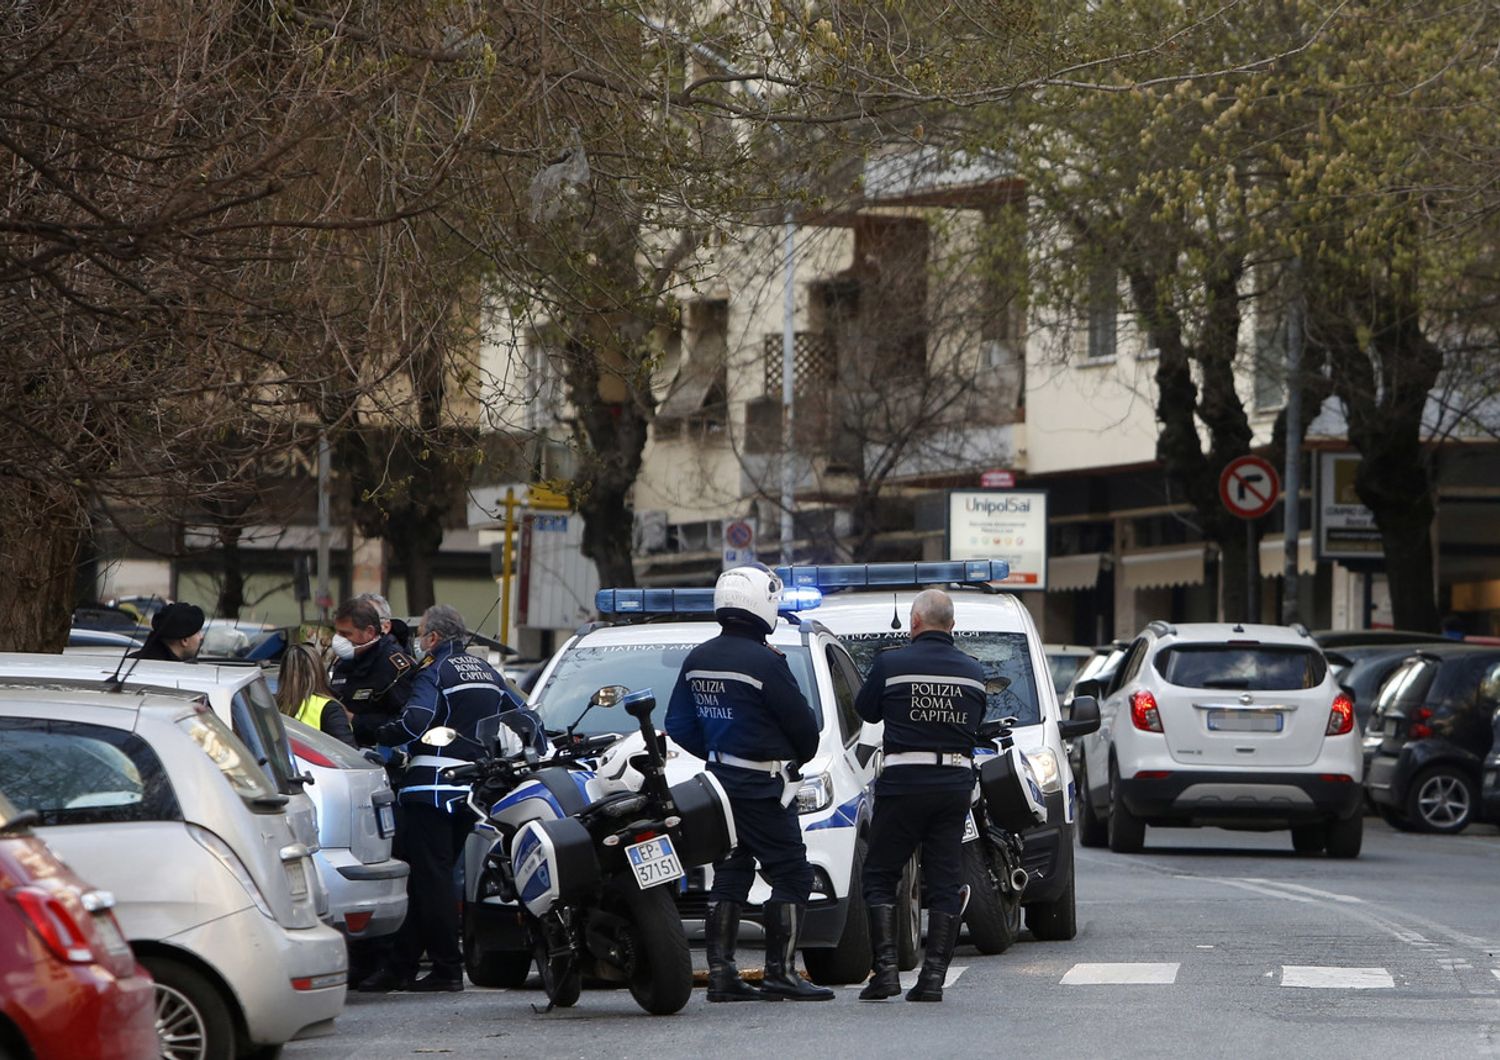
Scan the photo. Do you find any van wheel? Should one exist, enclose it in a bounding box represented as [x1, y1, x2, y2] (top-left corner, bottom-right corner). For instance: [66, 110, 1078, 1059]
[1106, 763, 1145, 854]
[1076, 762, 1108, 848]
[1024, 871, 1077, 941]
[1407, 766, 1477, 834]
[143, 955, 236, 1060]
[803, 838, 871, 985]
[1290, 825, 1327, 854]
[1325, 814, 1363, 858]
[895, 851, 921, 971]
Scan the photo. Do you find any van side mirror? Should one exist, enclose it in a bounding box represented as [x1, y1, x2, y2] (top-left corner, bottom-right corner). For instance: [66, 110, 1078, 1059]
[1059, 695, 1100, 739]
[1074, 678, 1103, 701]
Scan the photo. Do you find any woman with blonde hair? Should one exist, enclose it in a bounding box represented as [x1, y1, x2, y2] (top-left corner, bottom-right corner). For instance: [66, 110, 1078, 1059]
[277, 643, 356, 746]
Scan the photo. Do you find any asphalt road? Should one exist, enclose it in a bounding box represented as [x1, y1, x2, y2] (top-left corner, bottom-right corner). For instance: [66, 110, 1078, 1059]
[287, 820, 1500, 1060]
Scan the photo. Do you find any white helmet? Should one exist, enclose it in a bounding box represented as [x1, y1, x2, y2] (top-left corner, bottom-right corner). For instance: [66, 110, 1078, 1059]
[594, 735, 645, 794]
[714, 563, 782, 634]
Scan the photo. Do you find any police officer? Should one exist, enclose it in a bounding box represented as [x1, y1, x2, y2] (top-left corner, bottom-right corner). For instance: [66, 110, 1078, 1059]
[665, 564, 834, 1003]
[854, 589, 984, 1003]
[329, 597, 415, 746]
[357, 604, 543, 993]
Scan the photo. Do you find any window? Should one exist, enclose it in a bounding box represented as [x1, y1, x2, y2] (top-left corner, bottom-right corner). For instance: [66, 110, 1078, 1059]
[1087, 265, 1118, 360]
[177, 710, 279, 804]
[825, 645, 863, 745]
[839, 630, 1043, 726]
[232, 680, 300, 795]
[1152, 645, 1327, 691]
[0, 718, 180, 826]
[1111, 639, 1149, 694]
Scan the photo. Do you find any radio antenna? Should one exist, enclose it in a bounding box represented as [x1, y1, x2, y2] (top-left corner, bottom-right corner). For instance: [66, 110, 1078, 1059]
[106, 594, 159, 693]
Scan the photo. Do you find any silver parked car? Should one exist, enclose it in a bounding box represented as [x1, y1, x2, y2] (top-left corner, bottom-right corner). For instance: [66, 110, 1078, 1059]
[283, 716, 408, 938]
[0, 687, 347, 1057]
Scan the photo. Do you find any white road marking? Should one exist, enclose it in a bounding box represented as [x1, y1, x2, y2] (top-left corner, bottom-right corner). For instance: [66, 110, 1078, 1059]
[1179, 875, 1316, 903]
[1281, 966, 1394, 989]
[1492, 970, 1500, 981]
[853, 966, 968, 991]
[1241, 879, 1365, 904]
[1060, 963, 1180, 986]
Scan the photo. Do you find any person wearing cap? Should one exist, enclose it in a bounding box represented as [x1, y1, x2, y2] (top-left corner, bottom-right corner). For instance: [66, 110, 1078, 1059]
[129, 602, 206, 662]
[664, 564, 833, 1003]
[854, 588, 984, 1003]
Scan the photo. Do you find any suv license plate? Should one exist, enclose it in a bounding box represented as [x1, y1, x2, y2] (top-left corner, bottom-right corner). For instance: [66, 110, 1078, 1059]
[376, 803, 396, 838]
[625, 836, 685, 889]
[962, 812, 980, 843]
[1207, 710, 1283, 733]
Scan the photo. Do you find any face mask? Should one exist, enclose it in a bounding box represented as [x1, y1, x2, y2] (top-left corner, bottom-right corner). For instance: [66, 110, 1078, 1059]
[330, 634, 356, 661]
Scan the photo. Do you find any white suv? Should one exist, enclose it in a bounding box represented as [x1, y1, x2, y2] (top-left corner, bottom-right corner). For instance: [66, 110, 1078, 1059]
[1075, 621, 1363, 857]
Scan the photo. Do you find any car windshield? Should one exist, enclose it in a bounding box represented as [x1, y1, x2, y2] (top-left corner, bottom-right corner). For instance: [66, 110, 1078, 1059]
[840, 631, 1043, 726]
[531, 639, 821, 736]
[1153, 644, 1328, 690]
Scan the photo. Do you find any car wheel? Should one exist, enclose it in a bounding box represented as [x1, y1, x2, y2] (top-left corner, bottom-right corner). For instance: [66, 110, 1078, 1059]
[1290, 824, 1327, 854]
[1325, 814, 1363, 858]
[1406, 766, 1478, 834]
[802, 837, 872, 985]
[143, 955, 236, 1060]
[1024, 870, 1077, 941]
[1076, 761, 1108, 848]
[895, 851, 921, 971]
[1106, 762, 1145, 854]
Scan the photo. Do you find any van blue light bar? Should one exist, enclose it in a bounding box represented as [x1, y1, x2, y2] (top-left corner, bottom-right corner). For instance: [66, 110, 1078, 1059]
[772, 559, 1009, 590]
[594, 585, 825, 617]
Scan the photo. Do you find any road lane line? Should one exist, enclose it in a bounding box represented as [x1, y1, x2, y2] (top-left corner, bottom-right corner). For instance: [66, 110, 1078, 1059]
[1061, 963, 1180, 986]
[858, 965, 970, 991]
[1281, 966, 1394, 989]
[1241, 879, 1365, 904]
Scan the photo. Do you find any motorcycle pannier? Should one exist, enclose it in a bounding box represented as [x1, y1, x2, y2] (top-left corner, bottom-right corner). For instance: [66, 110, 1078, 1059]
[977, 745, 1048, 833]
[668, 771, 736, 867]
[511, 816, 601, 918]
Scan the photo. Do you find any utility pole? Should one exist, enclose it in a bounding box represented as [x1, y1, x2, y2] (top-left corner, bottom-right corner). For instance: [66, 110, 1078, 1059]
[315, 432, 332, 621]
[780, 214, 796, 564]
[1282, 258, 1304, 624]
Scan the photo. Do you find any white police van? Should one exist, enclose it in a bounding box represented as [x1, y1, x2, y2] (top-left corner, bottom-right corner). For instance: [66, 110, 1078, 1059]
[521, 573, 970, 985]
[795, 560, 1086, 941]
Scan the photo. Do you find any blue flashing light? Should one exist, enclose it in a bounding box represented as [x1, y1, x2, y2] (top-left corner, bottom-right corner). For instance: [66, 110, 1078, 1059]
[772, 559, 1009, 591]
[779, 586, 824, 612]
[595, 588, 716, 616]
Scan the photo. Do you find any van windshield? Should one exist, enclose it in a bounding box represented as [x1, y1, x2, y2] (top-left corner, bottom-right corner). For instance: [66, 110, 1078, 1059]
[840, 631, 1042, 726]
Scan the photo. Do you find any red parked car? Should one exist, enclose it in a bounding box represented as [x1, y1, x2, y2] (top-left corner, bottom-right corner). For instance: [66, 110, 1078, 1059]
[0, 791, 157, 1060]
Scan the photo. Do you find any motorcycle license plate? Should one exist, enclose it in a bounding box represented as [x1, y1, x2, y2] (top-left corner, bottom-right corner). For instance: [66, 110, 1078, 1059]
[962, 812, 980, 844]
[625, 836, 685, 889]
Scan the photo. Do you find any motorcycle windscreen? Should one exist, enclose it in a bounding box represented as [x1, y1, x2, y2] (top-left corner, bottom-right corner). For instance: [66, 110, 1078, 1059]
[511, 816, 601, 918]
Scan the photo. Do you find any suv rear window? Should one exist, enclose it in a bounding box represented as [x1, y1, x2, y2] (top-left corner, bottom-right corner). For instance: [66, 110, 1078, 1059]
[841, 631, 1043, 726]
[1152, 644, 1328, 690]
[532, 641, 821, 736]
[0, 717, 180, 826]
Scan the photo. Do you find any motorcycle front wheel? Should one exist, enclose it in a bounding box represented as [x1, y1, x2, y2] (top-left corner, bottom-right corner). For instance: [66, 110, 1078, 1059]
[619, 878, 693, 1015]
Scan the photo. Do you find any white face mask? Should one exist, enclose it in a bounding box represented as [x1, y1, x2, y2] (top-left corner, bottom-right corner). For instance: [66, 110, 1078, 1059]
[330, 634, 356, 661]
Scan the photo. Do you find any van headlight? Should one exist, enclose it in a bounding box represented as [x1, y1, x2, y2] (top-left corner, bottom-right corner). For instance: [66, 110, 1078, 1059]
[1024, 750, 1062, 794]
[796, 771, 834, 814]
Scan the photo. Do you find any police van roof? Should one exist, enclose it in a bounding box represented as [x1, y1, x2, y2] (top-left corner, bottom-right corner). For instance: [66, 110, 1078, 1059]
[577, 620, 807, 649]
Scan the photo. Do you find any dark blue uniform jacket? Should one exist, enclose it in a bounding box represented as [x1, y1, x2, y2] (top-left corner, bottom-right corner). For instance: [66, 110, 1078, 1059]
[330, 632, 415, 746]
[374, 639, 543, 811]
[855, 630, 985, 794]
[665, 623, 820, 799]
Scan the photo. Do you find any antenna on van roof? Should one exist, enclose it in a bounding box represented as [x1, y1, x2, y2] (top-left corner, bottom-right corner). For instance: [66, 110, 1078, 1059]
[889, 593, 901, 631]
[106, 594, 158, 693]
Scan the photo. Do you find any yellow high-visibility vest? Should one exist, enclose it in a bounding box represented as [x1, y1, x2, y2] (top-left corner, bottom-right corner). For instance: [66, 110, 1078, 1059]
[293, 693, 333, 731]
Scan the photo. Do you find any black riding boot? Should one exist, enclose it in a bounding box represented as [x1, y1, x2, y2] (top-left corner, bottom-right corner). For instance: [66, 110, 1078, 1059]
[906, 909, 960, 1002]
[705, 902, 762, 1002]
[858, 905, 901, 1001]
[760, 902, 835, 1001]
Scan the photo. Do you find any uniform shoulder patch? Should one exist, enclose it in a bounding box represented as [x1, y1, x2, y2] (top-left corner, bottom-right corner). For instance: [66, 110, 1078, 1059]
[389, 652, 413, 673]
[762, 643, 785, 657]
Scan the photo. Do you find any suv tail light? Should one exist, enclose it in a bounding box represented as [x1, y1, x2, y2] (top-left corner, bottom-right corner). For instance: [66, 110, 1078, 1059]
[1408, 706, 1434, 740]
[1326, 693, 1355, 736]
[1130, 690, 1163, 733]
[10, 886, 97, 963]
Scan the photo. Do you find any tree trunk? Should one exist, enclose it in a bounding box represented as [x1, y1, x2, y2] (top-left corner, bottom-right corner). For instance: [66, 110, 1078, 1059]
[578, 495, 637, 587]
[215, 523, 245, 620]
[0, 483, 83, 651]
[391, 516, 445, 616]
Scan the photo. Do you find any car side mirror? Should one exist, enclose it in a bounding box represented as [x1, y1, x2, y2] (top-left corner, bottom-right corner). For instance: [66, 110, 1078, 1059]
[1059, 695, 1101, 739]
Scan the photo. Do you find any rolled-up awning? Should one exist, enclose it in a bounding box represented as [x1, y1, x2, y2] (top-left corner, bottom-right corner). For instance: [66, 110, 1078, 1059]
[1258, 536, 1317, 577]
[1049, 553, 1105, 592]
[1122, 547, 1205, 592]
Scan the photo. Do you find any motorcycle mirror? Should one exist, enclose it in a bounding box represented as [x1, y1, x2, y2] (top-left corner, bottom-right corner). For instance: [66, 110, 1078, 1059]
[423, 726, 459, 747]
[590, 685, 630, 709]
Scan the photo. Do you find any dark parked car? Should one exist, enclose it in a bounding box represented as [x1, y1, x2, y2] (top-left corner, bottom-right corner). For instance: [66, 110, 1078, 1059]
[1314, 629, 1451, 650]
[1326, 645, 1435, 733]
[1364, 645, 1500, 834]
[1483, 712, 1500, 823]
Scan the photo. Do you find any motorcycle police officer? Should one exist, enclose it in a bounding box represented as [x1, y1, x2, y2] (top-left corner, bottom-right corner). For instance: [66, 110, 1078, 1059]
[665, 564, 834, 1003]
[358, 604, 543, 993]
[329, 597, 415, 746]
[854, 589, 984, 1002]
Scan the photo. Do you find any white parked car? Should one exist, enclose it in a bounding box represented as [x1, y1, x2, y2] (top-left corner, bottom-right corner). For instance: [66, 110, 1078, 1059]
[514, 589, 912, 986]
[799, 562, 1088, 942]
[1074, 621, 1363, 857]
[283, 716, 408, 939]
[0, 687, 347, 1057]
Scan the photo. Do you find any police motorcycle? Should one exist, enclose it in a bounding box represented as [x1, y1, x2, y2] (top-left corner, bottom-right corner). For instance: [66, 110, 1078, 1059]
[961, 711, 1048, 955]
[442, 685, 735, 1015]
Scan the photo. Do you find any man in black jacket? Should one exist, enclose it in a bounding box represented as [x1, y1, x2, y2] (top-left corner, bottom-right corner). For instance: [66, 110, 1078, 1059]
[855, 589, 985, 1003]
[129, 603, 205, 662]
[665, 564, 833, 1003]
[329, 597, 415, 746]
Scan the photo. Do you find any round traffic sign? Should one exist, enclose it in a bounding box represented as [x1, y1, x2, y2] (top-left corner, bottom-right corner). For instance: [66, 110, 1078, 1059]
[724, 520, 754, 549]
[1219, 455, 1281, 520]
